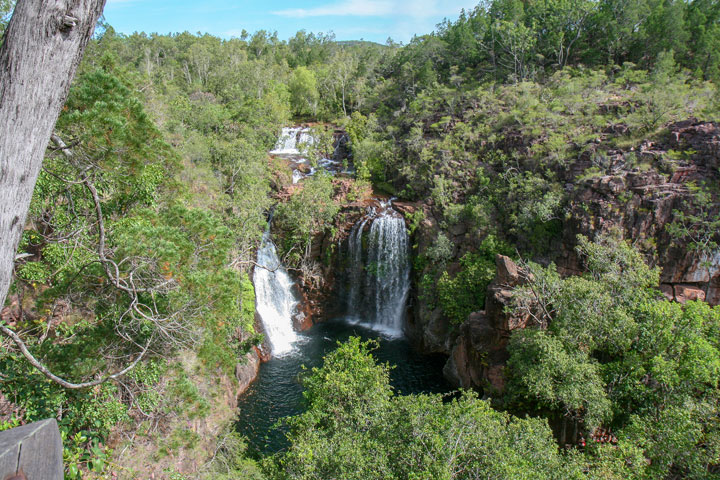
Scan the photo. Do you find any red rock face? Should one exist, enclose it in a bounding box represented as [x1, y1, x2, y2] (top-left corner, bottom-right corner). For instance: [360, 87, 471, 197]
[444, 255, 532, 394]
[559, 120, 720, 306]
[673, 284, 707, 304]
[235, 350, 261, 395]
[660, 284, 675, 301]
[293, 291, 316, 332]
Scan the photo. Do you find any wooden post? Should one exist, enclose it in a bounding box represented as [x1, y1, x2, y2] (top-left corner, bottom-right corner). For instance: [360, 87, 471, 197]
[0, 419, 63, 479]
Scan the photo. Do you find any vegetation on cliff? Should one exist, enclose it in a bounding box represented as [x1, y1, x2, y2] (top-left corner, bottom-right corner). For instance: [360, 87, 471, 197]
[507, 234, 720, 479]
[0, 0, 719, 478]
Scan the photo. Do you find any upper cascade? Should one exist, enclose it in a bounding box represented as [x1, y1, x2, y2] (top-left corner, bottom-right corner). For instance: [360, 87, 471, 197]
[254, 228, 300, 355]
[271, 126, 354, 182]
[345, 203, 411, 336]
[270, 127, 314, 156]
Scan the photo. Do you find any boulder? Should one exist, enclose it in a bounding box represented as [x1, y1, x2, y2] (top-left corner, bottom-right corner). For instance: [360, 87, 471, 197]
[673, 284, 706, 304]
[660, 284, 675, 301]
[495, 255, 521, 286]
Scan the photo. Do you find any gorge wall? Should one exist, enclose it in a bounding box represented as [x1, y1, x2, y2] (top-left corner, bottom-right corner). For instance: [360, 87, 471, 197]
[406, 119, 720, 392]
[265, 120, 719, 396]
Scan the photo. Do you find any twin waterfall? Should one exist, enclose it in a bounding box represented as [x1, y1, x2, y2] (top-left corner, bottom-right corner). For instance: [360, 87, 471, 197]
[346, 208, 411, 336]
[255, 127, 412, 357]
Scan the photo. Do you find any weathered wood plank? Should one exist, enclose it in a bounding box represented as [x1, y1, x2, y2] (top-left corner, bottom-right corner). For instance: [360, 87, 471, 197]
[0, 440, 20, 477]
[0, 419, 63, 479]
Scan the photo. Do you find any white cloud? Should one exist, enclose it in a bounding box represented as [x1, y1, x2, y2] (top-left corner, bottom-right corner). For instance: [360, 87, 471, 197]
[272, 0, 478, 19]
[273, 0, 394, 18]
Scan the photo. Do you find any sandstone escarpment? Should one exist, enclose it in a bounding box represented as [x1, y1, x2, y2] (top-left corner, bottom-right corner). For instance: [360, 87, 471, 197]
[558, 120, 720, 305]
[408, 119, 719, 391]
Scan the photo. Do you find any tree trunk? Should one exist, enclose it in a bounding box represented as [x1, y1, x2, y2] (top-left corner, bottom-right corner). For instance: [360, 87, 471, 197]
[0, 0, 106, 309]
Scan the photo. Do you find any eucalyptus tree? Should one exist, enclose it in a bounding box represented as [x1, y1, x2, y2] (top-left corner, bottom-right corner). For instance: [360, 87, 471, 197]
[0, 0, 106, 360]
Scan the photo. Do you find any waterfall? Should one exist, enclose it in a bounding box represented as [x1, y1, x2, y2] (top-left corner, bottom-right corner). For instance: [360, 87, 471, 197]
[270, 127, 314, 156]
[346, 208, 410, 336]
[271, 127, 352, 179]
[347, 217, 371, 317]
[254, 229, 299, 355]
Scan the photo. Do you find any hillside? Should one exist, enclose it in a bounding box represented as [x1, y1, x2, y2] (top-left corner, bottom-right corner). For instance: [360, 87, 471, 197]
[1, 1, 719, 478]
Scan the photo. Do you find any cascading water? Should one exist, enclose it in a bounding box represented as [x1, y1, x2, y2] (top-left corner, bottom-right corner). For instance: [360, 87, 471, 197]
[347, 217, 371, 316]
[237, 134, 451, 458]
[270, 127, 314, 156]
[254, 228, 299, 355]
[271, 126, 352, 179]
[345, 207, 411, 336]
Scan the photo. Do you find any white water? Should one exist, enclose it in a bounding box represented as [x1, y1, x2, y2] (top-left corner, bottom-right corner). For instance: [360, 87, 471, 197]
[346, 208, 411, 336]
[347, 217, 371, 314]
[271, 127, 353, 180]
[254, 229, 299, 355]
[270, 127, 314, 156]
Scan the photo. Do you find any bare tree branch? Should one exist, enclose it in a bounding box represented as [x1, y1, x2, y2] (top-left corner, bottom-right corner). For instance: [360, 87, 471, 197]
[0, 323, 150, 389]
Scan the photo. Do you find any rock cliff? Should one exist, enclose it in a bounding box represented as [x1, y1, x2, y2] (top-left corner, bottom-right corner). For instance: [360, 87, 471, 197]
[443, 255, 531, 393]
[409, 119, 719, 390]
[558, 119, 720, 305]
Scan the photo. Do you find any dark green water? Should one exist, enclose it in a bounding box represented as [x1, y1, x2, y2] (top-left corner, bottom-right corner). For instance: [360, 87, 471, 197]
[236, 317, 451, 456]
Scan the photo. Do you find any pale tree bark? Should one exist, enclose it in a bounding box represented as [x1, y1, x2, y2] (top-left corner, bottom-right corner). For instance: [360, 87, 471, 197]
[0, 0, 106, 309]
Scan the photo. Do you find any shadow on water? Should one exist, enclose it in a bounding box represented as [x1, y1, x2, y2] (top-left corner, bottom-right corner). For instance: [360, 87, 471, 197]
[236, 317, 451, 457]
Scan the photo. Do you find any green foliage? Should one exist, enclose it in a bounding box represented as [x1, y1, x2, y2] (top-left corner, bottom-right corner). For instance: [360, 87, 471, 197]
[667, 182, 720, 273]
[508, 329, 612, 428]
[403, 208, 425, 236]
[288, 66, 319, 117]
[345, 112, 393, 182]
[204, 429, 266, 480]
[63, 429, 112, 479]
[274, 173, 341, 266]
[268, 338, 584, 480]
[0, 353, 126, 476]
[168, 371, 210, 419]
[2, 27, 283, 477]
[435, 235, 513, 325]
[4, 6, 720, 478]
[425, 232, 454, 265]
[506, 235, 720, 476]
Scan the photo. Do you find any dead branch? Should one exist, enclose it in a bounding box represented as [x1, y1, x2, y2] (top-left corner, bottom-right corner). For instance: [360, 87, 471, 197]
[0, 323, 151, 389]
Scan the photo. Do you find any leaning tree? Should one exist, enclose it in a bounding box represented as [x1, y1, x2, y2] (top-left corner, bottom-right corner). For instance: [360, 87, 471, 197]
[0, 0, 110, 385]
[0, 0, 107, 313]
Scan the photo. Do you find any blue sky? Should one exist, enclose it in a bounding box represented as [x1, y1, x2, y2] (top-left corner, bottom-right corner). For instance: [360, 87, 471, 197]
[103, 0, 480, 44]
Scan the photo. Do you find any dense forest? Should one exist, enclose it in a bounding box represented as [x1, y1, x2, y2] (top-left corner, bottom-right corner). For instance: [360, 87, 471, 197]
[1, 0, 719, 478]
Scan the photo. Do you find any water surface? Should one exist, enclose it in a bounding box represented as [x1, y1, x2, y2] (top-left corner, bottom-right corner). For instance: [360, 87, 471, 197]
[236, 318, 451, 456]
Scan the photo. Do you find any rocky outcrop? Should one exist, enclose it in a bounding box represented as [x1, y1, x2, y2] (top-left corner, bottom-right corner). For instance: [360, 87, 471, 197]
[422, 122, 719, 392]
[558, 120, 720, 306]
[235, 350, 261, 395]
[444, 255, 533, 394]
